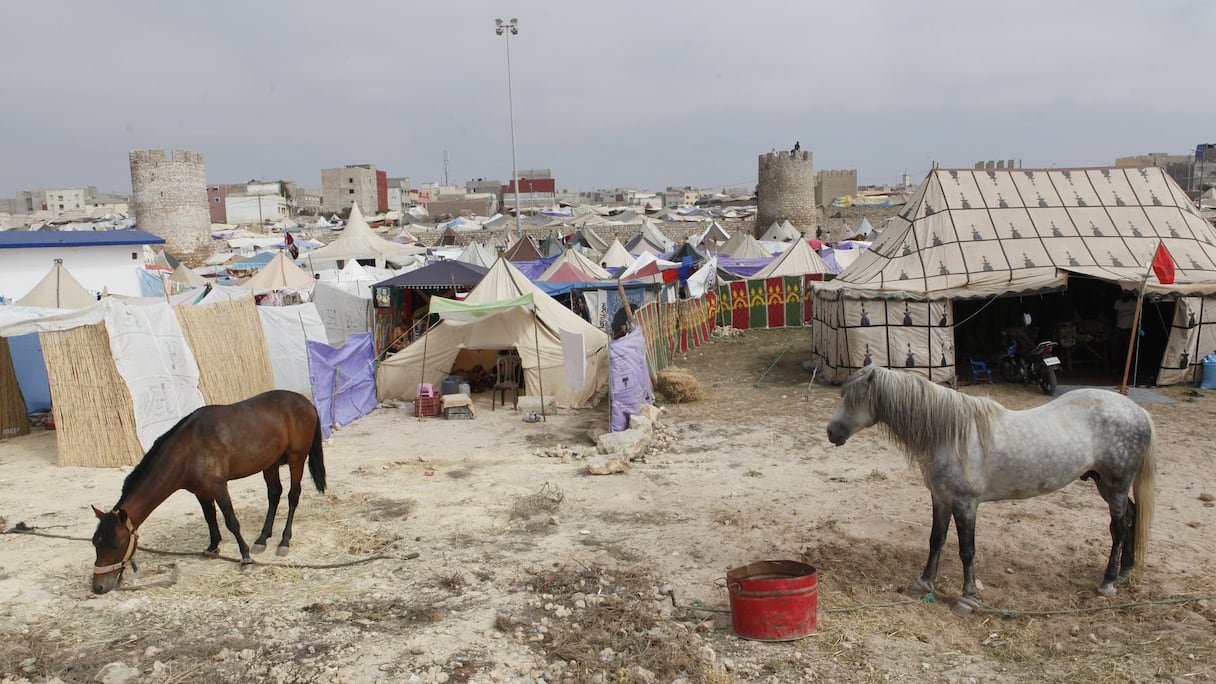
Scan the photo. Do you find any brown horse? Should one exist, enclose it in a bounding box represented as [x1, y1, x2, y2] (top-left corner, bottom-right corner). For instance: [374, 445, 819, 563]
[91, 390, 326, 594]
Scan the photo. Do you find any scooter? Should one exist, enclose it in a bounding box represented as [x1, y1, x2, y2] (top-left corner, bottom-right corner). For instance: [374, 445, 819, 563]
[999, 337, 1060, 395]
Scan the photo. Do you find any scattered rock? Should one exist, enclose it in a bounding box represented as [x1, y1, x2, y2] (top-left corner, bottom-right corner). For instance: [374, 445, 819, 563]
[595, 429, 649, 461]
[97, 662, 141, 684]
[586, 454, 629, 475]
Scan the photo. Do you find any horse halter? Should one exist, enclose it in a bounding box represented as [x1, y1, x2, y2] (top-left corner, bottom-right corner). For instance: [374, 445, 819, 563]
[94, 513, 138, 576]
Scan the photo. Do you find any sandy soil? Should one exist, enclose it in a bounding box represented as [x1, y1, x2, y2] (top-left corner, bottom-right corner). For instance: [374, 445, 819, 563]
[1, 327, 1215, 683]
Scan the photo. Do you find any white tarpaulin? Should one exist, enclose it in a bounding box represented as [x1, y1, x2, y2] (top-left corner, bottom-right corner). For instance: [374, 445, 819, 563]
[257, 303, 328, 398]
[311, 281, 373, 346]
[559, 328, 586, 391]
[102, 298, 205, 451]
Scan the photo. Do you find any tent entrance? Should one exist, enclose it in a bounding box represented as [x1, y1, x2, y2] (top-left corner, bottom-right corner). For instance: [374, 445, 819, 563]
[952, 279, 1177, 385]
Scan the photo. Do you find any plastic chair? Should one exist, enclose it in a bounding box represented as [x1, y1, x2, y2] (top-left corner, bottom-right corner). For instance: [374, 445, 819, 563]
[492, 354, 522, 410]
[969, 358, 994, 385]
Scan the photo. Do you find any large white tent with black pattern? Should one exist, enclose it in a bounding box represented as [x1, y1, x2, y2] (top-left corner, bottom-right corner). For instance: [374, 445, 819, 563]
[811, 166, 1216, 387]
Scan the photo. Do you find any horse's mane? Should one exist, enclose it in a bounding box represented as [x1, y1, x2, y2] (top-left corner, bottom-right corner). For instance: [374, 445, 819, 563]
[116, 410, 195, 506]
[848, 366, 1005, 468]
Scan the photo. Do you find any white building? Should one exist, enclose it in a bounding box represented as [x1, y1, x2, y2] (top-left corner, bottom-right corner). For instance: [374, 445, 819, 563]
[226, 194, 288, 225]
[0, 230, 166, 302]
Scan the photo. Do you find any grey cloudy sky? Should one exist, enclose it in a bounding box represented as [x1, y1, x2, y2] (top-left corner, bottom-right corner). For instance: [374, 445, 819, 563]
[2, 0, 1212, 198]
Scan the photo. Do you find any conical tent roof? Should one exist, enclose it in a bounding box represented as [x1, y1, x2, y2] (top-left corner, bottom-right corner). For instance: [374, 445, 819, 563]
[569, 227, 609, 253]
[538, 248, 611, 281]
[753, 238, 832, 279]
[699, 220, 731, 245]
[170, 263, 208, 287]
[639, 218, 673, 250]
[599, 238, 633, 269]
[455, 241, 497, 269]
[16, 260, 96, 308]
[376, 257, 609, 407]
[241, 251, 315, 290]
[303, 203, 426, 266]
[759, 220, 800, 242]
[823, 166, 1216, 298]
[720, 232, 772, 259]
[538, 236, 565, 258]
[503, 235, 543, 262]
[856, 217, 877, 239]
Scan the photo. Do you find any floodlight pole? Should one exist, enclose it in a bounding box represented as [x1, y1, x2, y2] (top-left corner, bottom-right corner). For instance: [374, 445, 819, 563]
[495, 17, 523, 240]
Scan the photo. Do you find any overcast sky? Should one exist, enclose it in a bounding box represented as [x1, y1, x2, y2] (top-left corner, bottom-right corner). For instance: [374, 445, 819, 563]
[2, 0, 1212, 198]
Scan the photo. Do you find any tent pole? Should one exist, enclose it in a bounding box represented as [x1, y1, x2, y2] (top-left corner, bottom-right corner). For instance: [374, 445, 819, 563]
[418, 321, 429, 420]
[533, 308, 545, 421]
[1119, 250, 1157, 395]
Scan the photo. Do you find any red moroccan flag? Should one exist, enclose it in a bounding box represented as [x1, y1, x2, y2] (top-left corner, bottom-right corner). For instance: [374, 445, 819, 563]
[1152, 243, 1176, 285]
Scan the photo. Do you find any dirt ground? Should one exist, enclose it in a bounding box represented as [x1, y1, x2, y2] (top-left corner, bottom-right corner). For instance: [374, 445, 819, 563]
[1, 327, 1215, 683]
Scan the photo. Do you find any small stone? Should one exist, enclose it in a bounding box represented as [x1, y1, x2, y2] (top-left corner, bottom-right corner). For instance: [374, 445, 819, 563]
[97, 662, 142, 684]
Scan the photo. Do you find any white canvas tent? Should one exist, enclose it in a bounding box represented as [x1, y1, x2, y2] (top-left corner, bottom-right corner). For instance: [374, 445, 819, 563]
[718, 232, 772, 259]
[812, 166, 1216, 385]
[538, 248, 612, 281]
[759, 220, 801, 242]
[598, 238, 633, 269]
[241, 251, 315, 291]
[455, 241, 498, 269]
[304, 203, 427, 269]
[753, 238, 832, 279]
[376, 258, 609, 407]
[16, 260, 96, 309]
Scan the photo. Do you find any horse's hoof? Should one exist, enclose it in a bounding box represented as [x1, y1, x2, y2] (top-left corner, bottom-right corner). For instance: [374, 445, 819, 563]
[1096, 583, 1116, 597]
[275, 545, 290, 557]
[202, 549, 219, 558]
[251, 543, 267, 554]
[910, 577, 934, 596]
[240, 558, 255, 569]
[951, 596, 978, 617]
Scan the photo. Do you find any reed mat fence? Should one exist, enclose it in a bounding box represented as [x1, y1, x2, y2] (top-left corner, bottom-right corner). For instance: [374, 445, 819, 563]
[176, 296, 273, 404]
[40, 324, 143, 467]
[0, 337, 30, 440]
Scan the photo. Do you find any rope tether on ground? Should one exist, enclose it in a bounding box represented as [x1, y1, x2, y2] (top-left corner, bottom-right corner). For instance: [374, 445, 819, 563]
[2, 522, 414, 570]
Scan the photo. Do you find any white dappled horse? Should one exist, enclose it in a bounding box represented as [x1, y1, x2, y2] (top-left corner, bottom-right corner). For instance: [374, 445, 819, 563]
[826, 365, 1156, 609]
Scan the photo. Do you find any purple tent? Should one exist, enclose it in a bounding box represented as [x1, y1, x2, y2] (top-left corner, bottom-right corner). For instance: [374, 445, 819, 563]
[716, 256, 775, 278]
[608, 327, 654, 432]
[308, 332, 378, 438]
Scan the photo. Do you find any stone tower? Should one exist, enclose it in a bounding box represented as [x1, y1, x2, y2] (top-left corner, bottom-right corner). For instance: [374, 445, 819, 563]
[756, 149, 815, 235]
[129, 149, 210, 253]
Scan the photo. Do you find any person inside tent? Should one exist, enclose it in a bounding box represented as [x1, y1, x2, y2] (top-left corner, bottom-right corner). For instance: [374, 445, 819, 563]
[1004, 311, 1036, 359]
[388, 318, 409, 354]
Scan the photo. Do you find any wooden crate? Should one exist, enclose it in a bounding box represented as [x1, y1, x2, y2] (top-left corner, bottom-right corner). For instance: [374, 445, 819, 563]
[414, 396, 441, 418]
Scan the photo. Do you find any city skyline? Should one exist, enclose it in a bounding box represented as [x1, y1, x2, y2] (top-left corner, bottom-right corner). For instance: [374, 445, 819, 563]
[1, 1, 1212, 198]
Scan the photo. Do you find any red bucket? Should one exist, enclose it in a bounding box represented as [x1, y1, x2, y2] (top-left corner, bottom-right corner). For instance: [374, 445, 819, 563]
[727, 560, 818, 641]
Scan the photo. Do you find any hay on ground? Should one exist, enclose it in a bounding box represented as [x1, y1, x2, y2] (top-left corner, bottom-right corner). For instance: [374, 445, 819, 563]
[40, 324, 143, 467]
[176, 296, 274, 405]
[655, 367, 705, 403]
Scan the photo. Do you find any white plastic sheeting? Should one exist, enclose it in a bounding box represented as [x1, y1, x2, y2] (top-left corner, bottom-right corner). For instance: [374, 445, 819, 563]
[102, 298, 205, 451]
[257, 303, 328, 398]
[311, 281, 373, 346]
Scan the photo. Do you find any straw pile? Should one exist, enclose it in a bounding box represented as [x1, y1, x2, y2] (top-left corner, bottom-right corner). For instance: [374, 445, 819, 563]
[40, 324, 144, 467]
[176, 296, 274, 405]
[655, 367, 706, 403]
[0, 337, 30, 440]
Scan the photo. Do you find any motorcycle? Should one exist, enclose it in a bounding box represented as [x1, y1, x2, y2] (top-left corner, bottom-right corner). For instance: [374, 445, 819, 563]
[999, 337, 1060, 395]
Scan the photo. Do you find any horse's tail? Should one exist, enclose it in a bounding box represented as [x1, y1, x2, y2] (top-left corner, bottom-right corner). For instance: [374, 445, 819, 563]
[308, 417, 327, 493]
[1133, 419, 1156, 569]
